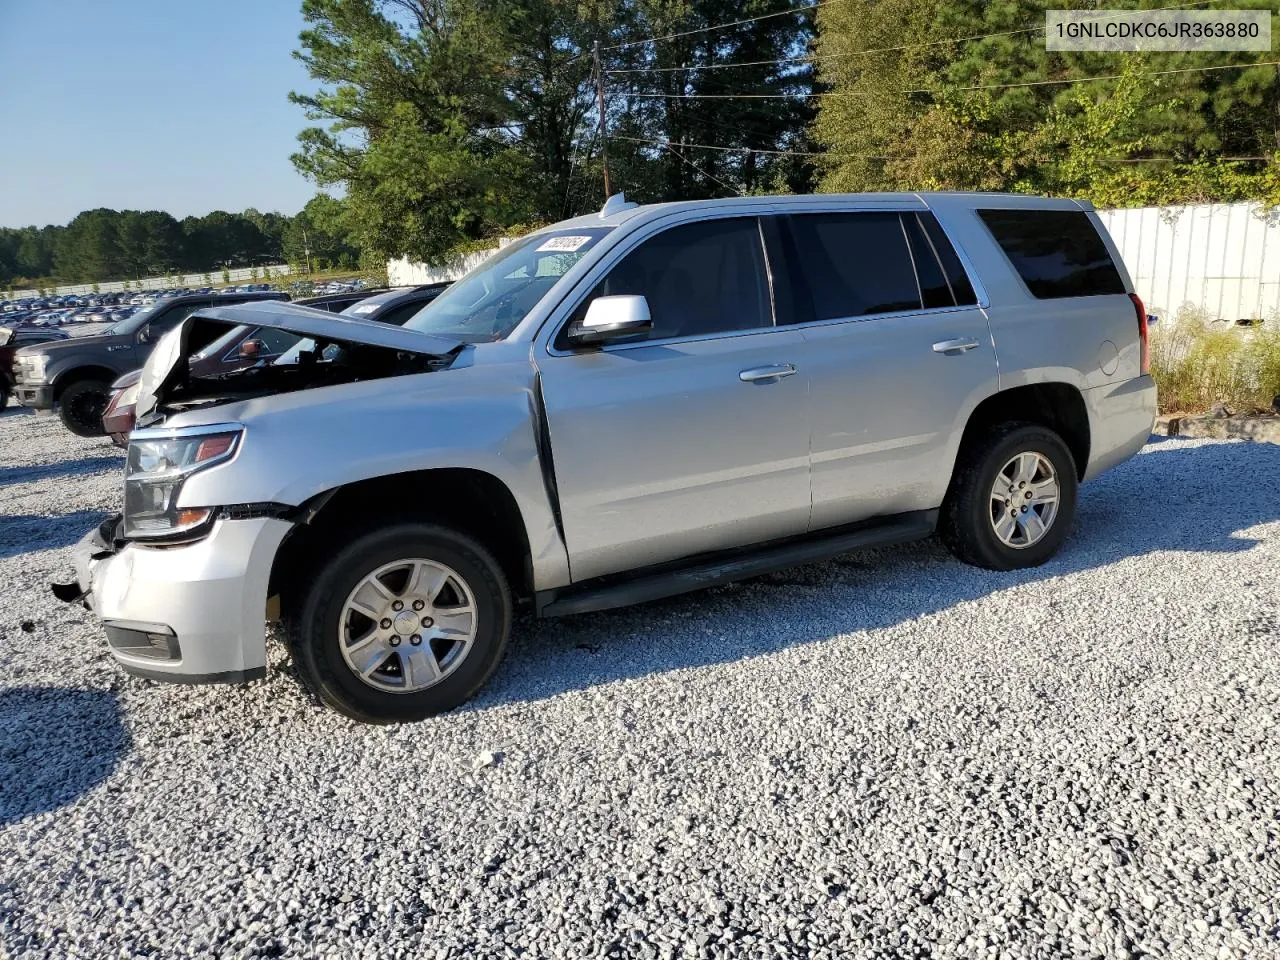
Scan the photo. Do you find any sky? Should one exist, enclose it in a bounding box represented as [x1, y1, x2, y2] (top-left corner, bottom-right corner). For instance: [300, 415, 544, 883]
[0, 0, 320, 228]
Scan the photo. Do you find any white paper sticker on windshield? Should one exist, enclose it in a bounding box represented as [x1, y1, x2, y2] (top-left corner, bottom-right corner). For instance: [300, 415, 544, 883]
[536, 235, 592, 253]
[351, 304, 379, 314]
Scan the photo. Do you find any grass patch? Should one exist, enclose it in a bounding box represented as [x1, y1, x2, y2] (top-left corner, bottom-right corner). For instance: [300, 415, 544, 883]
[1150, 306, 1280, 415]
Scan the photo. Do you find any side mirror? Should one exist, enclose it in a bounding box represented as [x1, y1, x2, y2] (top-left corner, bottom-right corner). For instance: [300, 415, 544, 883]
[568, 295, 652, 346]
[1146, 314, 1159, 326]
[238, 338, 265, 358]
[137, 324, 153, 344]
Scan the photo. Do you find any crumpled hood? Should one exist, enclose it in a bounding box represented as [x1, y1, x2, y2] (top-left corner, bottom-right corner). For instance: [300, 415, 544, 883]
[134, 300, 464, 421]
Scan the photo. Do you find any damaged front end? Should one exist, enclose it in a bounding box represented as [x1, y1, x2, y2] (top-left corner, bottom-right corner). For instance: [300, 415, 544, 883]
[50, 302, 469, 684]
[134, 300, 465, 424]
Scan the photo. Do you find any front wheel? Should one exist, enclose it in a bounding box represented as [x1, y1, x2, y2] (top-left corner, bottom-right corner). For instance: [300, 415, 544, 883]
[287, 523, 512, 723]
[940, 422, 1078, 571]
[58, 378, 111, 437]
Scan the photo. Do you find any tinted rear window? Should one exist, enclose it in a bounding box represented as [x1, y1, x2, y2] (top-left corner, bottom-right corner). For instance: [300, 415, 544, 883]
[977, 209, 1125, 299]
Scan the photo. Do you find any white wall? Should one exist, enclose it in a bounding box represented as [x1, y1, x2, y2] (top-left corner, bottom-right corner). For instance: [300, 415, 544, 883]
[386, 248, 497, 287]
[1096, 202, 1280, 322]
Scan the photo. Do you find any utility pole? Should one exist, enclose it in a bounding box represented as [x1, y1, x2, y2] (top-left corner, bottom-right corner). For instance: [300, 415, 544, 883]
[593, 40, 612, 199]
[301, 226, 313, 275]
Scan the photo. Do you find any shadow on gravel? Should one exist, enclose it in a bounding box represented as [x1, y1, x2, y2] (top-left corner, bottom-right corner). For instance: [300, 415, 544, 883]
[0, 686, 127, 825]
[0, 454, 121, 487]
[0, 510, 107, 559]
[480, 438, 1280, 709]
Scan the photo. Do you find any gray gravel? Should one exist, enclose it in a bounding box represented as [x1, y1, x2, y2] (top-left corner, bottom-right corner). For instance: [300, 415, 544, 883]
[1, 406, 1279, 960]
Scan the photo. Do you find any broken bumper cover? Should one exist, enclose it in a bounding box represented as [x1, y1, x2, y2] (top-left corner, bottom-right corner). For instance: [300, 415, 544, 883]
[55, 513, 293, 684]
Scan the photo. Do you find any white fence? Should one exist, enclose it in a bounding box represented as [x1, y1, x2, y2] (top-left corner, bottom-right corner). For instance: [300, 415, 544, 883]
[1097, 202, 1280, 322]
[6, 263, 293, 300]
[387, 249, 498, 287]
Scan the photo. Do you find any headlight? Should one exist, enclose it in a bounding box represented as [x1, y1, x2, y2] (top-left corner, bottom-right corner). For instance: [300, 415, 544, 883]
[20, 354, 48, 382]
[123, 424, 243, 540]
[114, 380, 141, 410]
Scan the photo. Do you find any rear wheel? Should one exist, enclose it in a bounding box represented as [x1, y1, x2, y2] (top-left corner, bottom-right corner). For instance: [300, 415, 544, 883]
[940, 422, 1078, 571]
[0, 380, 9, 411]
[287, 523, 512, 723]
[58, 378, 110, 436]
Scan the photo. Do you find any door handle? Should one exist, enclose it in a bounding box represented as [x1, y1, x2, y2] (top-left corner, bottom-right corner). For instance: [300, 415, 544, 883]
[932, 337, 981, 355]
[739, 363, 798, 383]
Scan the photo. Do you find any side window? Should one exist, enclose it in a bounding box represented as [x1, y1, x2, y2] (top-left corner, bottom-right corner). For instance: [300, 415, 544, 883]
[374, 300, 432, 328]
[252, 328, 299, 354]
[565, 217, 772, 344]
[977, 208, 1125, 299]
[900, 215, 954, 309]
[783, 212, 921, 321]
[918, 213, 977, 305]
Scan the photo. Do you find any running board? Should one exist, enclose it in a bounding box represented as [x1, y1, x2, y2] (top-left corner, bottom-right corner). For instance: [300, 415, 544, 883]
[536, 510, 937, 618]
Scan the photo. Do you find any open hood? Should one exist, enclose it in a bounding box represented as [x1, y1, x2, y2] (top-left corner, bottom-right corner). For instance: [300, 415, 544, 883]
[134, 301, 464, 421]
[190, 300, 463, 355]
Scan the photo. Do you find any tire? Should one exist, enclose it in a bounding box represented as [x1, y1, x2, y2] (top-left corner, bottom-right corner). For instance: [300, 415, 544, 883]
[0, 381, 9, 411]
[58, 378, 111, 437]
[287, 523, 512, 723]
[940, 422, 1079, 571]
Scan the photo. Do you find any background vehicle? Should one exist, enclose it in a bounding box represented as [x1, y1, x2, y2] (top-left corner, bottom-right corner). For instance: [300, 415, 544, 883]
[0, 325, 69, 409]
[11, 290, 287, 436]
[98, 286, 443, 444]
[60, 193, 1155, 724]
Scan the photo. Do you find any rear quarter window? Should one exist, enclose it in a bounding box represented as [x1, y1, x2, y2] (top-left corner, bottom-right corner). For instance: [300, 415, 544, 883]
[977, 209, 1125, 299]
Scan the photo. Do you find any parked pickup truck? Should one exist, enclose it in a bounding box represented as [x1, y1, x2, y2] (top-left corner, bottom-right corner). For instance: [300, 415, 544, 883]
[11, 290, 287, 436]
[55, 192, 1156, 723]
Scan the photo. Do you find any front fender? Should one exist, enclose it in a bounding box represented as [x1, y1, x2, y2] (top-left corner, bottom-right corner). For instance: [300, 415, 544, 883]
[175, 363, 571, 590]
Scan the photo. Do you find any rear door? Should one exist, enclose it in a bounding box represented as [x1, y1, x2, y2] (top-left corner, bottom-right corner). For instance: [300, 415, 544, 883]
[537, 216, 812, 582]
[775, 209, 1000, 529]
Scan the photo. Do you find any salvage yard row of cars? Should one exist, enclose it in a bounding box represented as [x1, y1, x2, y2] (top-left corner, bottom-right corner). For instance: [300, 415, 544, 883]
[19, 191, 1158, 725]
[6, 281, 446, 436]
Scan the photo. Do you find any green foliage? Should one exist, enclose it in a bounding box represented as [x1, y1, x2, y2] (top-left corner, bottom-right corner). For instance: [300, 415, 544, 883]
[288, 0, 816, 263]
[813, 0, 1280, 206]
[1151, 307, 1280, 413]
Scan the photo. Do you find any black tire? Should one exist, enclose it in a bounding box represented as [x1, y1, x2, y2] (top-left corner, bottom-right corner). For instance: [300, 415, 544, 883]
[286, 523, 512, 723]
[58, 378, 111, 437]
[940, 422, 1079, 571]
[0, 381, 9, 411]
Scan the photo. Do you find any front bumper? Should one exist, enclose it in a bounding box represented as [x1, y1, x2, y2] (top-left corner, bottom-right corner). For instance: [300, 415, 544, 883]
[58, 513, 293, 684]
[14, 381, 53, 409]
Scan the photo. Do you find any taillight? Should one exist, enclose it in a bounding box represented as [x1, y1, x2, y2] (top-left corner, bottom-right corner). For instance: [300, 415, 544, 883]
[1129, 292, 1150, 375]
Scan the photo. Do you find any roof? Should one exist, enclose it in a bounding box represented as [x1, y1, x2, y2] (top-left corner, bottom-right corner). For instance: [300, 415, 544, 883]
[545, 190, 1090, 234]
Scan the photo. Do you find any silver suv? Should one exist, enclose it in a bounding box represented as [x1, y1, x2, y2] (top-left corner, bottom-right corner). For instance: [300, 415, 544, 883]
[56, 192, 1156, 723]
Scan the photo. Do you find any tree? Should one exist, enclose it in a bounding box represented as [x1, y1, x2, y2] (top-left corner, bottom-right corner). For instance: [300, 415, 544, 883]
[811, 0, 1280, 204]
[290, 0, 537, 264]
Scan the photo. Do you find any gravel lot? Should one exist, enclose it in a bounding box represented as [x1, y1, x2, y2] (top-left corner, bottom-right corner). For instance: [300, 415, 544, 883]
[1, 407, 1278, 960]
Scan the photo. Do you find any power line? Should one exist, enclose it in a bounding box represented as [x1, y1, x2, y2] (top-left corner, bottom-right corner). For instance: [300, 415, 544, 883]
[604, 0, 1219, 75]
[619, 59, 1280, 99]
[602, 0, 831, 53]
[613, 134, 1275, 165]
[656, 140, 744, 196]
[612, 134, 884, 160]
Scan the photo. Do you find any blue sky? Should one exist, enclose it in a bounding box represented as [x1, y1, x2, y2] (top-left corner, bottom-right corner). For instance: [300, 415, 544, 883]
[0, 0, 320, 227]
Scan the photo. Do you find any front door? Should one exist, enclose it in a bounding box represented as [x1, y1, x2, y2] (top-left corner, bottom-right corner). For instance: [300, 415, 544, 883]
[537, 216, 812, 583]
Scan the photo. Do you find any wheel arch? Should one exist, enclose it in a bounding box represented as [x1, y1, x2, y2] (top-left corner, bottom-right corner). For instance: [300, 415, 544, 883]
[52, 365, 119, 400]
[958, 382, 1091, 479]
[269, 467, 534, 610]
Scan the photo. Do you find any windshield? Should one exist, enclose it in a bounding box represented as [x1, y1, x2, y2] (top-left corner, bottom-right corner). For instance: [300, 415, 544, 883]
[402, 227, 612, 341]
[104, 299, 165, 336]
